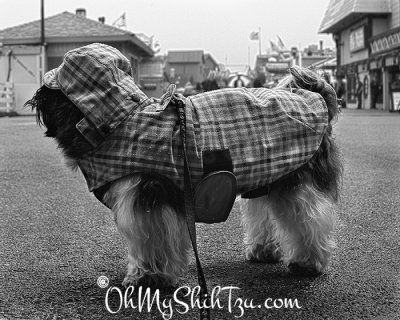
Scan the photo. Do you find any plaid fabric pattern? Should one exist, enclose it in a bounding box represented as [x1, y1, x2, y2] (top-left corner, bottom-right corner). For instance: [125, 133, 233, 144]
[42, 43, 329, 197]
[77, 86, 329, 195]
[43, 43, 148, 147]
[187, 88, 328, 194]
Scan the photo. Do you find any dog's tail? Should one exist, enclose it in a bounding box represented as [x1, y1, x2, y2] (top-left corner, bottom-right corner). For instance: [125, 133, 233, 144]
[276, 65, 339, 129]
[276, 65, 343, 202]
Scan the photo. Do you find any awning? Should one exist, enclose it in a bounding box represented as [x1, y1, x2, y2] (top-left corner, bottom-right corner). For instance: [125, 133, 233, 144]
[319, 0, 391, 34]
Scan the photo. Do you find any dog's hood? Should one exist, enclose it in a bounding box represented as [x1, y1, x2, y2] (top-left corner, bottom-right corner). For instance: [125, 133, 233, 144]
[76, 86, 329, 199]
[43, 43, 148, 147]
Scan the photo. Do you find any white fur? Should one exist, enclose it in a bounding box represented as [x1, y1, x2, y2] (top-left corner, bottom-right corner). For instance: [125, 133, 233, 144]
[104, 175, 191, 287]
[241, 180, 335, 274]
[101, 172, 336, 287]
[64, 156, 79, 171]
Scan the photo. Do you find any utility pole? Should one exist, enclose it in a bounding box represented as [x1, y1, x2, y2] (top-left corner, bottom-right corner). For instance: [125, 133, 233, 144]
[40, 0, 46, 85]
[40, 0, 45, 45]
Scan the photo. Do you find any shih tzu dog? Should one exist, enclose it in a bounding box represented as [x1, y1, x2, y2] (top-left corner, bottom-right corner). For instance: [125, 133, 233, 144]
[25, 43, 342, 289]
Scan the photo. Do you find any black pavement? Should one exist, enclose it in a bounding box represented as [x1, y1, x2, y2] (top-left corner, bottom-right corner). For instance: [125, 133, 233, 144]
[0, 108, 399, 320]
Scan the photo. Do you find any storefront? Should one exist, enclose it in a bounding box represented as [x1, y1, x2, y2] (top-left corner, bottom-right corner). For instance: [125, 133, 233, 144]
[368, 57, 383, 110]
[369, 26, 400, 111]
[383, 53, 400, 111]
[318, 0, 397, 112]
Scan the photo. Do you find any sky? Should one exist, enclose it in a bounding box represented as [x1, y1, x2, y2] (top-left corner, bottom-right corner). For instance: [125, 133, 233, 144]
[0, 0, 335, 69]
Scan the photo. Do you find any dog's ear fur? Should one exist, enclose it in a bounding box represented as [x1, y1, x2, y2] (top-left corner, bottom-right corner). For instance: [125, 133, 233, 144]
[24, 86, 93, 159]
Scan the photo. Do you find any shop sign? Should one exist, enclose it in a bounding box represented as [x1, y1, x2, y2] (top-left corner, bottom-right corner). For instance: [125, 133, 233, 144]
[370, 29, 400, 55]
[265, 62, 290, 73]
[350, 26, 366, 53]
[385, 55, 398, 67]
[369, 59, 382, 70]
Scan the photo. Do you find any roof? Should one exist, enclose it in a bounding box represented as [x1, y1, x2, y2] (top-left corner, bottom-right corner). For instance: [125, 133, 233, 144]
[319, 0, 392, 34]
[0, 11, 153, 55]
[204, 53, 218, 66]
[167, 50, 204, 63]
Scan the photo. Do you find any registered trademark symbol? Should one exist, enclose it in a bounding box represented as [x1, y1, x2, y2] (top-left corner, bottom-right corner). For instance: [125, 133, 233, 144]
[97, 275, 109, 288]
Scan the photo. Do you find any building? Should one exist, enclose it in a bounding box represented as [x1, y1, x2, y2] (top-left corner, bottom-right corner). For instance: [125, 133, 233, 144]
[203, 53, 220, 79]
[254, 54, 292, 85]
[165, 50, 220, 89]
[139, 56, 169, 98]
[0, 9, 154, 114]
[254, 40, 336, 87]
[319, 0, 400, 111]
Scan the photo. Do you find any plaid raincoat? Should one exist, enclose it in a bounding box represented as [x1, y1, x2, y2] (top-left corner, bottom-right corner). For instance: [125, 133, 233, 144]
[43, 43, 330, 202]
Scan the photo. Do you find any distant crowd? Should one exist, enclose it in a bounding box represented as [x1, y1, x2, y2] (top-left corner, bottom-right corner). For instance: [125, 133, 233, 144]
[181, 69, 347, 109]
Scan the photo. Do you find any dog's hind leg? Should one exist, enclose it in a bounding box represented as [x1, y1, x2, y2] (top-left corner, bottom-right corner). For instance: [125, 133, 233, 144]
[240, 196, 282, 263]
[267, 180, 336, 275]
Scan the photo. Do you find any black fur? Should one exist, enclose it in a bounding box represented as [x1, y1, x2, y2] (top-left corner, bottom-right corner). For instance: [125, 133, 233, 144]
[24, 86, 93, 159]
[134, 172, 184, 214]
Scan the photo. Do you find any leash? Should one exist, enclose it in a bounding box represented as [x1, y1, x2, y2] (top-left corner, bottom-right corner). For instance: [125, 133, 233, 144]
[173, 95, 212, 320]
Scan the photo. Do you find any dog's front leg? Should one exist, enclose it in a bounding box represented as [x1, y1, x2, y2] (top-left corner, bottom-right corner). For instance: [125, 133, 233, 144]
[105, 174, 191, 288]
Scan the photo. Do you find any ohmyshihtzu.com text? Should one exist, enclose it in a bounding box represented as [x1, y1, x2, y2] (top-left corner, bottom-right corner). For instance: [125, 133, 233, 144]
[103, 284, 302, 319]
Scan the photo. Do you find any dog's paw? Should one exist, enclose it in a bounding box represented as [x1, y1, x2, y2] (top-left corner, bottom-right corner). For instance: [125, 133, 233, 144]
[246, 243, 282, 263]
[122, 275, 137, 288]
[122, 274, 174, 289]
[287, 262, 322, 276]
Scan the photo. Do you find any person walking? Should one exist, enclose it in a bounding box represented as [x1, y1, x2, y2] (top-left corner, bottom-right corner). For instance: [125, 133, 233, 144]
[357, 78, 363, 109]
[202, 71, 219, 92]
[370, 76, 378, 109]
[335, 77, 346, 108]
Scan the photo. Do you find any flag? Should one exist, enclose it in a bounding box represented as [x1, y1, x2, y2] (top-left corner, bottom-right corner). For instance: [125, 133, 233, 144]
[112, 13, 126, 29]
[269, 40, 281, 53]
[249, 31, 259, 41]
[276, 35, 287, 51]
